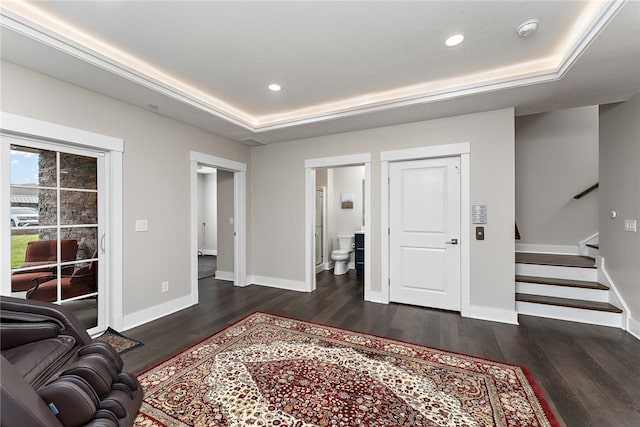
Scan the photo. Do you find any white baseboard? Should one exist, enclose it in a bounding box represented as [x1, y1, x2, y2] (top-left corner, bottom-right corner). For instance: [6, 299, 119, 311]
[215, 270, 234, 281]
[515, 244, 579, 255]
[200, 249, 217, 256]
[248, 275, 310, 292]
[628, 316, 640, 340]
[599, 259, 632, 332]
[364, 289, 383, 304]
[122, 294, 193, 331]
[463, 305, 519, 325]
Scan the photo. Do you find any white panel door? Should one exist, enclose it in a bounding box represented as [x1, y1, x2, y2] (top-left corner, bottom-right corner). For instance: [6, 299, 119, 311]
[389, 157, 461, 311]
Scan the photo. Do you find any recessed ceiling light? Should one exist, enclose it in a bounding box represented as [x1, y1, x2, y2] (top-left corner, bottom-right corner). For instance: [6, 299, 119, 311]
[268, 83, 282, 92]
[445, 34, 464, 47]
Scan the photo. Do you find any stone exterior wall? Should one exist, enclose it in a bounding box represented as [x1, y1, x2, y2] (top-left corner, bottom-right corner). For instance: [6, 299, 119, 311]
[38, 152, 98, 260]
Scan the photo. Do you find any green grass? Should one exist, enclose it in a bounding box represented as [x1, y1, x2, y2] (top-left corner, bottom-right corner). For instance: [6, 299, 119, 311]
[11, 234, 39, 268]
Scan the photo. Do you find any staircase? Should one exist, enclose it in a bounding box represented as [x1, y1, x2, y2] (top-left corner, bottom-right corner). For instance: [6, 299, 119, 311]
[515, 252, 624, 327]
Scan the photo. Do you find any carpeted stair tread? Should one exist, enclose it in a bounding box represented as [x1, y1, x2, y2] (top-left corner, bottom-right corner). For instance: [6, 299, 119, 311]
[516, 293, 622, 313]
[516, 252, 596, 268]
[515, 275, 609, 290]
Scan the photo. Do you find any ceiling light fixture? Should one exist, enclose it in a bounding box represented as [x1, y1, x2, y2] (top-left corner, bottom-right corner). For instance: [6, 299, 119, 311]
[268, 83, 282, 92]
[516, 19, 539, 37]
[445, 34, 464, 47]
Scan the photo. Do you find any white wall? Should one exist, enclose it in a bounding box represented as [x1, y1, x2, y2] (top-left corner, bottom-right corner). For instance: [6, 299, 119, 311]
[0, 61, 250, 318]
[250, 108, 515, 318]
[599, 94, 640, 323]
[327, 166, 364, 266]
[515, 106, 598, 249]
[197, 171, 217, 254]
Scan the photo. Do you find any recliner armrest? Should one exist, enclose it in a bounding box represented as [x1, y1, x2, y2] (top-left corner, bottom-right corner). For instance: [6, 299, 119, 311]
[0, 296, 92, 347]
[0, 322, 62, 350]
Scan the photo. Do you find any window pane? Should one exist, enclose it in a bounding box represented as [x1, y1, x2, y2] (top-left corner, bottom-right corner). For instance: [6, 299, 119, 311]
[60, 191, 98, 225]
[9, 204, 39, 228]
[10, 229, 54, 270]
[10, 145, 56, 187]
[64, 296, 98, 329]
[33, 189, 58, 226]
[60, 153, 97, 190]
[60, 227, 98, 260]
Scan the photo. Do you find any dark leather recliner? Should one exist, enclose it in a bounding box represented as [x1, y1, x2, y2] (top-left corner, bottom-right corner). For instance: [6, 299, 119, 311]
[0, 297, 142, 427]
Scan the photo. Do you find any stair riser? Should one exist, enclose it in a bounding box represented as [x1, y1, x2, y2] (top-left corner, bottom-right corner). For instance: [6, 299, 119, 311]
[517, 301, 623, 328]
[516, 282, 609, 303]
[585, 246, 600, 258]
[516, 263, 598, 281]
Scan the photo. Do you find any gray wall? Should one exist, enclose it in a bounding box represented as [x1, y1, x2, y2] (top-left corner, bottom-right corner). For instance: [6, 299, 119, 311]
[2, 59, 517, 321]
[250, 108, 515, 314]
[599, 94, 640, 320]
[515, 106, 599, 248]
[1, 61, 250, 316]
[216, 169, 235, 274]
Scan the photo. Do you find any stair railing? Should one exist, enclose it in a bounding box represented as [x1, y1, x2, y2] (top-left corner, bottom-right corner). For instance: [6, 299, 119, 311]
[573, 183, 598, 200]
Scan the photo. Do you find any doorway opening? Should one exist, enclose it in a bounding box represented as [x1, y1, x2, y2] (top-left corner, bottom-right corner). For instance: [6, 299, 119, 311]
[304, 153, 371, 299]
[190, 152, 246, 305]
[196, 165, 217, 280]
[315, 165, 365, 275]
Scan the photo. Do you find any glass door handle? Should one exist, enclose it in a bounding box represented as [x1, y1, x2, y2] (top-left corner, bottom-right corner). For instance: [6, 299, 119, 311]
[100, 234, 106, 253]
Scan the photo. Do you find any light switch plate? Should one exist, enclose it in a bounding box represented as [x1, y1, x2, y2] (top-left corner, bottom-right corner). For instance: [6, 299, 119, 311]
[624, 219, 637, 232]
[135, 219, 149, 232]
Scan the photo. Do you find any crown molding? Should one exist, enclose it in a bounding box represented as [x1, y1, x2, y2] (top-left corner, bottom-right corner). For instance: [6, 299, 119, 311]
[0, 0, 625, 134]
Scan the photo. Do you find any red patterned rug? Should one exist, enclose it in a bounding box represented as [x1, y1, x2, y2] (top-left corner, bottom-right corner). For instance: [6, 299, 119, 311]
[135, 312, 559, 426]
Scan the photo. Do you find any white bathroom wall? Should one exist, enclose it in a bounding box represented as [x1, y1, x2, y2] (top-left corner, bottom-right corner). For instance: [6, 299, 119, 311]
[328, 165, 365, 267]
[197, 171, 217, 254]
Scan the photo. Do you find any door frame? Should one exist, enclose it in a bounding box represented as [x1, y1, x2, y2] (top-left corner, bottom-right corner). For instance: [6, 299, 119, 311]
[305, 153, 371, 296]
[381, 142, 470, 316]
[1, 112, 124, 331]
[315, 186, 327, 273]
[189, 151, 247, 305]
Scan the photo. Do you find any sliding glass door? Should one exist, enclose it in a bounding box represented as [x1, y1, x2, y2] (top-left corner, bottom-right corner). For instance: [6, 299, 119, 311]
[7, 137, 105, 335]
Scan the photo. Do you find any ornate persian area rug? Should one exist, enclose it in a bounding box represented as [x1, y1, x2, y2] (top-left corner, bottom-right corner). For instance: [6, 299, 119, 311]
[134, 312, 559, 426]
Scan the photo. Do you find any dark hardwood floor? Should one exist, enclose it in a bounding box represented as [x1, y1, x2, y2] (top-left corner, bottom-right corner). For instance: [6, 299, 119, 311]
[121, 270, 640, 426]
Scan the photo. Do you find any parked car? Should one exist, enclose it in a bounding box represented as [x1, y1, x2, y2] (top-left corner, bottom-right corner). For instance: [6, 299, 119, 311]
[10, 207, 39, 227]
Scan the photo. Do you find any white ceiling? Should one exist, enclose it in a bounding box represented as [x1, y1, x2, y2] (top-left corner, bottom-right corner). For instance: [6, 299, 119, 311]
[1, 1, 638, 144]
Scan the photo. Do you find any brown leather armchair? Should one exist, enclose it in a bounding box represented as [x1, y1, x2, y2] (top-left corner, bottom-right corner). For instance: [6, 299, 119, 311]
[27, 253, 98, 302]
[0, 297, 143, 427]
[11, 239, 78, 292]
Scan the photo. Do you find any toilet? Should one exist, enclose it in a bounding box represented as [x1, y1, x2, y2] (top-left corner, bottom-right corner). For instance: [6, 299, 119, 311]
[331, 234, 355, 275]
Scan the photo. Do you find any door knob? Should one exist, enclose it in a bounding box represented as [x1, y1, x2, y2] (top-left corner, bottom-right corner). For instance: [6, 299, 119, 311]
[445, 238, 458, 245]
